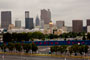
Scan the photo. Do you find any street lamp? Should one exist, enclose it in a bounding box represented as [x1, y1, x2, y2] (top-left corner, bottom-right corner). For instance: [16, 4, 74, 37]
[21, 42, 23, 60]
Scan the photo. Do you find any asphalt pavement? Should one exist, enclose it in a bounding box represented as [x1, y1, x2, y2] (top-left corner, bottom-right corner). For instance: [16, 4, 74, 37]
[0, 54, 89, 60]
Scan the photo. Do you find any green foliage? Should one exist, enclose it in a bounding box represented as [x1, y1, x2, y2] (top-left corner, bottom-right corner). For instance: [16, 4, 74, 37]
[50, 46, 55, 53]
[32, 31, 45, 39]
[58, 45, 68, 54]
[7, 42, 15, 51]
[87, 33, 90, 40]
[15, 43, 22, 52]
[48, 34, 59, 39]
[0, 43, 7, 52]
[31, 43, 38, 52]
[3, 33, 12, 42]
[68, 46, 73, 55]
[50, 45, 67, 54]
[23, 43, 31, 53]
[3, 32, 45, 42]
[71, 44, 79, 55]
[82, 45, 89, 54]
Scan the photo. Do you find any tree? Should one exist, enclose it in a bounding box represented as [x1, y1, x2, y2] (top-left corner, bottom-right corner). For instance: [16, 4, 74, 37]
[50, 46, 55, 54]
[53, 46, 59, 55]
[3, 33, 12, 42]
[82, 45, 89, 56]
[82, 35, 86, 40]
[15, 43, 22, 52]
[27, 32, 32, 41]
[87, 33, 90, 40]
[23, 43, 31, 53]
[72, 45, 79, 56]
[7, 42, 15, 52]
[31, 43, 38, 53]
[68, 46, 73, 56]
[11, 33, 17, 42]
[0, 43, 7, 52]
[32, 31, 45, 40]
[78, 45, 83, 56]
[59, 45, 68, 54]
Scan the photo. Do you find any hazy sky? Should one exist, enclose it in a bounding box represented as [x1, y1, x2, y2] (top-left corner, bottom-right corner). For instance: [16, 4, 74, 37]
[0, 0, 90, 26]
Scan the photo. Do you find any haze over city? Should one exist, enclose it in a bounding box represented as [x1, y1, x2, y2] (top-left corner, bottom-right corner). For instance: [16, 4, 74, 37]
[0, 0, 90, 26]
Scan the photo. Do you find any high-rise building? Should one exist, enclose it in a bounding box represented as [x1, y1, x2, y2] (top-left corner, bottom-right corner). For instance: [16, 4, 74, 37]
[40, 20, 44, 29]
[15, 20, 21, 28]
[35, 15, 40, 26]
[25, 18, 34, 29]
[86, 19, 90, 32]
[87, 19, 90, 26]
[1, 11, 12, 29]
[25, 11, 29, 18]
[56, 21, 65, 29]
[72, 20, 83, 32]
[41, 9, 51, 24]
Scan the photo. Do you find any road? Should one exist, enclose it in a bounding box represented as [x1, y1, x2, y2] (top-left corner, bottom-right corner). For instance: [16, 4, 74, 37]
[0, 54, 89, 60]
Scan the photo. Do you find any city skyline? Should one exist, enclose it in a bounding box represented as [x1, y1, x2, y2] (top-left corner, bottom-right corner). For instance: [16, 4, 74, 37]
[0, 0, 90, 26]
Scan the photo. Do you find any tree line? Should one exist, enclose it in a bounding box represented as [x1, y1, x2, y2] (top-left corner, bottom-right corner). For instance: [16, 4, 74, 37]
[50, 45, 89, 56]
[0, 42, 38, 53]
[2, 32, 90, 42]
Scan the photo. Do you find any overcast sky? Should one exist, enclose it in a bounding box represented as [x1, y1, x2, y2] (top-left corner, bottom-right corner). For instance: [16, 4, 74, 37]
[0, 0, 90, 26]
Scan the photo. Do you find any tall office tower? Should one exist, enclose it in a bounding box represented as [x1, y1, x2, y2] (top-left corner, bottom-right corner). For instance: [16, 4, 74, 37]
[56, 21, 65, 29]
[86, 19, 90, 32]
[40, 20, 44, 29]
[15, 20, 21, 28]
[1, 11, 12, 29]
[41, 9, 51, 24]
[72, 20, 83, 32]
[35, 15, 40, 26]
[25, 11, 29, 18]
[25, 18, 34, 29]
[87, 19, 90, 26]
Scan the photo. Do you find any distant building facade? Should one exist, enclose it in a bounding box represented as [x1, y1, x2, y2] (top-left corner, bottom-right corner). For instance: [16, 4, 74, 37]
[56, 21, 65, 29]
[87, 19, 90, 26]
[25, 11, 34, 29]
[8, 24, 15, 30]
[72, 20, 83, 32]
[15, 20, 21, 28]
[87, 26, 90, 33]
[25, 18, 34, 29]
[40, 20, 44, 29]
[41, 9, 51, 24]
[66, 26, 72, 32]
[25, 11, 29, 18]
[35, 16, 40, 26]
[1, 11, 12, 29]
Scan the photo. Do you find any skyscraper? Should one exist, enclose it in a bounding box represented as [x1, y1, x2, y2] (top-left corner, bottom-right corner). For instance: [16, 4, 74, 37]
[1, 11, 12, 29]
[40, 20, 44, 29]
[25, 11, 29, 18]
[25, 18, 34, 29]
[41, 9, 51, 24]
[35, 15, 40, 26]
[86, 19, 90, 32]
[72, 20, 83, 32]
[56, 21, 65, 29]
[25, 11, 34, 29]
[15, 20, 21, 28]
[87, 19, 90, 26]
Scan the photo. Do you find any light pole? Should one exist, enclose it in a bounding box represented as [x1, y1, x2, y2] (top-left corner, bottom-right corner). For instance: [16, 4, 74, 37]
[21, 42, 23, 60]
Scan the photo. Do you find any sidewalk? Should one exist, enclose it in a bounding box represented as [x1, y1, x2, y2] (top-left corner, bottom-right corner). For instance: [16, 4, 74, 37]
[0, 52, 90, 59]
